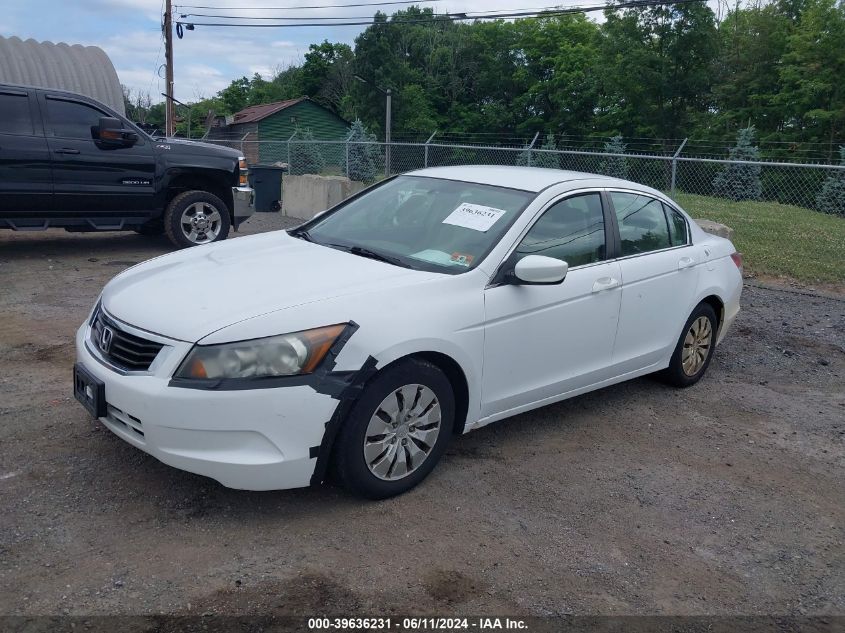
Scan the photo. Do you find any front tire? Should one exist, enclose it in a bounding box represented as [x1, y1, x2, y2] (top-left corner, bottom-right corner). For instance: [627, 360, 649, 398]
[662, 302, 718, 387]
[164, 190, 231, 248]
[334, 358, 454, 499]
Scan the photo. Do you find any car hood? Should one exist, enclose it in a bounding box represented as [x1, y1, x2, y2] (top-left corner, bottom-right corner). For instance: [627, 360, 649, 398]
[102, 232, 436, 342]
[153, 137, 241, 159]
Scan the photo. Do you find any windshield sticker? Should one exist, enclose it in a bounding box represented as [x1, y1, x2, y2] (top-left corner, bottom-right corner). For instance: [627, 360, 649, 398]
[410, 249, 464, 267]
[442, 203, 507, 232]
[450, 252, 474, 267]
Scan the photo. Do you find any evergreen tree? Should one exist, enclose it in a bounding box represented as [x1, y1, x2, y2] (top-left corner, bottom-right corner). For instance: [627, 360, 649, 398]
[516, 142, 534, 167]
[533, 134, 562, 169]
[289, 127, 325, 175]
[816, 146, 845, 216]
[345, 119, 379, 182]
[712, 126, 762, 200]
[600, 135, 629, 179]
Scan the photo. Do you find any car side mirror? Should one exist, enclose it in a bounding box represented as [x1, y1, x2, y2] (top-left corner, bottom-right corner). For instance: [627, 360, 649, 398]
[512, 255, 569, 285]
[96, 116, 138, 147]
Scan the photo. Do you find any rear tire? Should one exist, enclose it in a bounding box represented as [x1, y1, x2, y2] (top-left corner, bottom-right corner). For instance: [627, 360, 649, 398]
[662, 302, 718, 388]
[164, 190, 231, 248]
[333, 358, 454, 499]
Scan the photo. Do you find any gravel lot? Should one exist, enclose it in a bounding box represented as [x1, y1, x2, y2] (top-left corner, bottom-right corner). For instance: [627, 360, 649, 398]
[1, 214, 843, 617]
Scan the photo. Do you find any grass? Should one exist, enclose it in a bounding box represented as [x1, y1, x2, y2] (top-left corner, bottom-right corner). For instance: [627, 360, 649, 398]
[676, 193, 845, 284]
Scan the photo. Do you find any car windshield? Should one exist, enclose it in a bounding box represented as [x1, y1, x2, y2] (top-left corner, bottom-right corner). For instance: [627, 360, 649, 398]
[295, 175, 534, 273]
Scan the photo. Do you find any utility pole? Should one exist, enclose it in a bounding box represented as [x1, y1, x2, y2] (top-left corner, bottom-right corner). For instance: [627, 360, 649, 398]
[163, 0, 175, 137]
[385, 88, 392, 177]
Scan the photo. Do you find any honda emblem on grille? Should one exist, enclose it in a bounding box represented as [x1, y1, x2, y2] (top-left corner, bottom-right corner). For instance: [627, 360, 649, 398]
[99, 326, 114, 354]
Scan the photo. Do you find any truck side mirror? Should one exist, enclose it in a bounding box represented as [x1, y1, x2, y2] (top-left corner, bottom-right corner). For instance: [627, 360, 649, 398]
[97, 117, 138, 147]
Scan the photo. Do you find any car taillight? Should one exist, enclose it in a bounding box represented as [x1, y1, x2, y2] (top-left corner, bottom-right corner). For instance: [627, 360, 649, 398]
[730, 252, 743, 270]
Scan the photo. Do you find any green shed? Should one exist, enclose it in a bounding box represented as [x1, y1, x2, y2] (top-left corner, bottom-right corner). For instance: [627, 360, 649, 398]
[221, 97, 349, 165]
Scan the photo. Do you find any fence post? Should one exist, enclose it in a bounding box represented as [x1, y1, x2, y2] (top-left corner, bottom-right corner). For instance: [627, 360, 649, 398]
[670, 138, 688, 197]
[286, 132, 296, 172]
[344, 130, 354, 179]
[424, 130, 437, 168]
[526, 132, 539, 167]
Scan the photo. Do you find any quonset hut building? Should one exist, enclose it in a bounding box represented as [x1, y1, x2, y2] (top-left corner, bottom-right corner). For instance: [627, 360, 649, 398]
[0, 35, 124, 115]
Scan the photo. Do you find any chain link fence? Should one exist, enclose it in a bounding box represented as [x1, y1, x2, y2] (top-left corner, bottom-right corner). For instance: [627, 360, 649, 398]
[205, 137, 845, 281]
[208, 138, 844, 213]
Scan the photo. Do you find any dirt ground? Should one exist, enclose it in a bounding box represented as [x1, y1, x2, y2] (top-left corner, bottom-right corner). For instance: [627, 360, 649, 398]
[0, 214, 843, 618]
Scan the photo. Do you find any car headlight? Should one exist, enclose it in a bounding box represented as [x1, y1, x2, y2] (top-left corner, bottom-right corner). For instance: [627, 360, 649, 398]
[174, 324, 347, 380]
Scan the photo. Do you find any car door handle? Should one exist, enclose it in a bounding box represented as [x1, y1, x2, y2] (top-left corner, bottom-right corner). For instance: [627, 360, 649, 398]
[678, 256, 696, 270]
[54, 148, 80, 155]
[592, 277, 620, 292]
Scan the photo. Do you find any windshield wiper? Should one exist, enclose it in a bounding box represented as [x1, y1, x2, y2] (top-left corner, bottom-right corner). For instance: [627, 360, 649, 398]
[288, 227, 314, 242]
[346, 245, 412, 269]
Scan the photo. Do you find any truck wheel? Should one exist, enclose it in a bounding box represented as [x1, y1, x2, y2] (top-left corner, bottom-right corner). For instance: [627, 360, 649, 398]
[164, 190, 231, 248]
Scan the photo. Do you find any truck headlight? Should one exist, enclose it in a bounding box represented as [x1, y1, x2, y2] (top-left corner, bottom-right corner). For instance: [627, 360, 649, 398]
[174, 324, 347, 380]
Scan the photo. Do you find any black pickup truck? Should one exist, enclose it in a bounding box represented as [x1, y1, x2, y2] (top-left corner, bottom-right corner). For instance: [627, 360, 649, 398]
[0, 83, 253, 248]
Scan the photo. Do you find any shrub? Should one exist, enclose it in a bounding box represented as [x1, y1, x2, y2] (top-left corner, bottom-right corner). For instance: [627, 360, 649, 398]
[346, 119, 379, 182]
[600, 135, 629, 179]
[815, 146, 845, 217]
[712, 127, 762, 201]
[288, 127, 325, 175]
[533, 134, 562, 169]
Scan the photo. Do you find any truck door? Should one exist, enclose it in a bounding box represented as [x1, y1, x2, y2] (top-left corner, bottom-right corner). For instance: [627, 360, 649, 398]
[40, 93, 156, 219]
[0, 87, 53, 218]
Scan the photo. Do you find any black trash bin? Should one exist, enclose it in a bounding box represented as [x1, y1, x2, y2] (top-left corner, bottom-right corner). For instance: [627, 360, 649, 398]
[248, 165, 287, 212]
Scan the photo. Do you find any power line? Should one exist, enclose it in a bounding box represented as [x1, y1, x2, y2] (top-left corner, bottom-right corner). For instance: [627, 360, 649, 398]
[176, 0, 443, 10]
[175, 1, 705, 28]
[180, 5, 597, 20]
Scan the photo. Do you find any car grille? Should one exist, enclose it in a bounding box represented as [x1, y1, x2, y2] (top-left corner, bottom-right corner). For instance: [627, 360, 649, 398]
[90, 308, 164, 371]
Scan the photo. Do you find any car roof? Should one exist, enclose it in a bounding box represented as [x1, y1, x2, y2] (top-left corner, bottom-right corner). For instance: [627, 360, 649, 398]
[0, 82, 111, 107]
[406, 165, 644, 193]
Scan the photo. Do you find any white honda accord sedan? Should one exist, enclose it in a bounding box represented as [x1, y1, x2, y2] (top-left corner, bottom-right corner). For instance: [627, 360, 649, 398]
[74, 166, 742, 498]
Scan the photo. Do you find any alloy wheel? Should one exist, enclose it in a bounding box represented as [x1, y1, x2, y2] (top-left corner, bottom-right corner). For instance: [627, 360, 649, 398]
[180, 202, 222, 244]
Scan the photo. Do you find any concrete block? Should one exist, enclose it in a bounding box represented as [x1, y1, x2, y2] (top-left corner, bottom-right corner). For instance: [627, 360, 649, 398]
[695, 219, 734, 241]
[282, 174, 366, 220]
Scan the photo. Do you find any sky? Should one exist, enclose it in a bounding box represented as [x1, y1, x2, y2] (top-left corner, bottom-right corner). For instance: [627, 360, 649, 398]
[0, 0, 556, 104]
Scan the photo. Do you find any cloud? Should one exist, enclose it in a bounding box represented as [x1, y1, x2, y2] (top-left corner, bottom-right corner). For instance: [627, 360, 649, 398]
[93, 26, 310, 101]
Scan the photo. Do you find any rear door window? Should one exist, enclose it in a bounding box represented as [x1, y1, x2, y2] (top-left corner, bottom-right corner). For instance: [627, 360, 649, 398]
[665, 204, 689, 247]
[0, 91, 35, 136]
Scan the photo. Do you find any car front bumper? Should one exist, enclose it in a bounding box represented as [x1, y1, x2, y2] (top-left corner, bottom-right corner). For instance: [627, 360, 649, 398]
[232, 186, 254, 227]
[75, 320, 339, 490]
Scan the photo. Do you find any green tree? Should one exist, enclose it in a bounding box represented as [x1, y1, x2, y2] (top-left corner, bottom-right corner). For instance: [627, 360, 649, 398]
[533, 134, 562, 169]
[600, 135, 629, 179]
[713, 126, 762, 200]
[219, 76, 253, 114]
[515, 15, 602, 136]
[346, 119, 379, 182]
[713, 2, 794, 139]
[302, 41, 354, 115]
[778, 0, 845, 155]
[289, 127, 325, 175]
[598, 2, 718, 140]
[816, 146, 845, 215]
